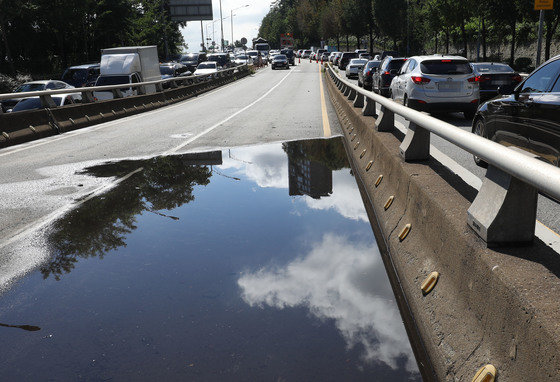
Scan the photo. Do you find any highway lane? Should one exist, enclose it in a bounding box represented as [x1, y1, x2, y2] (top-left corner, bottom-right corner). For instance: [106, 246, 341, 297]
[0, 61, 342, 287]
[344, 73, 560, 242]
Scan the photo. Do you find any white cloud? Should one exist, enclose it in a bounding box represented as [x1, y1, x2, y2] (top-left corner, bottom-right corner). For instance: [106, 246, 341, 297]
[238, 234, 419, 373]
[180, 0, 272, 52]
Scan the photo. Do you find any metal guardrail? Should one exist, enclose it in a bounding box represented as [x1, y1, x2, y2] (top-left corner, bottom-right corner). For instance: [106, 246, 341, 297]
[327, 64, 560, 246]
[0, 65, 249, 113]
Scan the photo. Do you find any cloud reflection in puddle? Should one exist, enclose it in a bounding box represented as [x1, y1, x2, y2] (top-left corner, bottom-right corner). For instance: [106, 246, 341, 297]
[238, 234, 418, 373]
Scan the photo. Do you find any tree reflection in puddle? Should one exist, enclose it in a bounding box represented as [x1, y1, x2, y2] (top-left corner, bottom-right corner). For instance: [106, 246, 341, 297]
[42, 152, 220, 280]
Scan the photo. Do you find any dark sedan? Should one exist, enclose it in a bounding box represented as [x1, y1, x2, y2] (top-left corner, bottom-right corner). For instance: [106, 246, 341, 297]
[471, 62, 523, 102]
[271, 54, 289, 70]
[338, 52, 358, 70]
[358, 60, 381, 90]
[472, 55, 560, 167]
[372, 57, 407, 97]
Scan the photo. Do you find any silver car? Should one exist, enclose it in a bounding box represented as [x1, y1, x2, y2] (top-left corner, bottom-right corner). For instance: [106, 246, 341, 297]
[345, 58, 368, 78]
[389, 55, 479, 119]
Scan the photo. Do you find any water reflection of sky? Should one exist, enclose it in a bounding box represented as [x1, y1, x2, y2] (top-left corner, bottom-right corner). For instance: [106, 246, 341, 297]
[0, 138, 419, 380]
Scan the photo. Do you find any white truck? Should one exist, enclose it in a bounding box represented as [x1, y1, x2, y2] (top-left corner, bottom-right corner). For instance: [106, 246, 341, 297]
[94, 46, 160, 100]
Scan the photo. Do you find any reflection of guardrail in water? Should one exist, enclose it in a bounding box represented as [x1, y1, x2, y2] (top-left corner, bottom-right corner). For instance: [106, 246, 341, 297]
[327, 64, 560, 246]
[0, 65, 251, 148]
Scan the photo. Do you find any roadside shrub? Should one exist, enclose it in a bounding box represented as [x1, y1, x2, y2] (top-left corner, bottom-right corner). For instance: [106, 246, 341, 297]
[0, 73, 33, 93]
[513, 57, 534, 73]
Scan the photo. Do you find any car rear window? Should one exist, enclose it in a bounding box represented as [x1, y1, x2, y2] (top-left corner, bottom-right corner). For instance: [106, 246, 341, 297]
[366, 61, 381, 69]
[388, 59, 406, 70]
[198, 63, 216, 69]
[420, 59, 472, 74]
[96, 75, 130, 86]
[473, 63, 514, 73]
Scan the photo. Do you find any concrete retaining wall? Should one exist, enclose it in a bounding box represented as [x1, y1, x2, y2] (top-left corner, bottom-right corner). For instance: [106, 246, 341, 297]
[325, 68, 560, 381]
[0, 68, 251, 148]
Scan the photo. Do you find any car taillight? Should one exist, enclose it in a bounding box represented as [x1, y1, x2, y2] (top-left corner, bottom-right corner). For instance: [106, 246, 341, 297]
[411, 76, 430, 84]
[384, 71, 390, 75]
[366, 70, 372, 76]
[467, 77, 476, 82]
[512, 74, 522, 82]
[474, 75, 491, 82]
[441, 59, 451, 62]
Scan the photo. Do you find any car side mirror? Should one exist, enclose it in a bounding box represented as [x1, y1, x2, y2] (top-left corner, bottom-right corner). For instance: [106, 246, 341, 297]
[497, 84, 515, 96]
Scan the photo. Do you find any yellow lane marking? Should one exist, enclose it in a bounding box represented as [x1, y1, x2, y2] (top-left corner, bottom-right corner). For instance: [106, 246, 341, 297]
[319, 66, 332, 138]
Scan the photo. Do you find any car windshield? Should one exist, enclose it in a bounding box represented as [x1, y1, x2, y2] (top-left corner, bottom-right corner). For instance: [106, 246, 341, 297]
[160, 66, 175, 75]
[274, 55, 287, 60]
[420, 59, 473, 74]
[95, 76, 130, 86]
[197, 63, 216, 69]
[61, 69, 87, 85]
[473, 63, 514, 73]
[12, 96, 63, 112]
[207, 55, 227, 65]
[15, 83, 46, 92]
[343, 53, 358, 59]
[236, 55, 248, 60]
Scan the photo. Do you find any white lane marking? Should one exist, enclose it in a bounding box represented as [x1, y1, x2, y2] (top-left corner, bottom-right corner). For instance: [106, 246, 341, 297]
[394, 117, 560, 252]
[164, 69, 294, 155]
[0, 73, 254, 158]
[0, 168, 143, 252]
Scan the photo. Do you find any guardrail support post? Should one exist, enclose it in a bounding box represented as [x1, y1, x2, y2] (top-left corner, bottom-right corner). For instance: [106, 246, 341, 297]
[400, 121, 430, 161]
[81, 91, 95, 103]
[111, 89, 124, 99]
[343, 86, 351, 97]
[39, 94, 57, 108]
[353, 93, 364, 108]
[467, 164, 537, 245]
[362, 97, 376, 116]
[375, 105, 394, 132]
[347, 88, 357, 101]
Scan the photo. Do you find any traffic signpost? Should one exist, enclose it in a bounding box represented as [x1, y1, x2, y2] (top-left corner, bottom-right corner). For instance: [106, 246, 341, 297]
[535, 0, 553, 66]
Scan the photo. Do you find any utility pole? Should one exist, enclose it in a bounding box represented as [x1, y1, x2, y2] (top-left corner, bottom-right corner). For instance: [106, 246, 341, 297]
[219, 0, 225, 52]
[200, 21, 205, 52]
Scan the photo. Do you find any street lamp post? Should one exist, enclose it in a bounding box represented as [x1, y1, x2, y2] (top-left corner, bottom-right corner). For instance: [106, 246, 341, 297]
[219, 0, 225, 52]
[231, 5, 249, 50]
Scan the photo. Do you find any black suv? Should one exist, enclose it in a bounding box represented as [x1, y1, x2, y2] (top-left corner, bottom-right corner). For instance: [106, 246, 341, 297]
[180, 52, 207, 72]
[207, 53, 233, 69]
[338, 52, 358, 70]
[280, 49, 295, 65]
[472, 55, 560, 167]
[372, 57, 407, 97]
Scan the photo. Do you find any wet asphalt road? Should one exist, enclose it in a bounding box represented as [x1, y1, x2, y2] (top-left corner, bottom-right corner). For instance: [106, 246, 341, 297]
[0, 62, 342, 248]
[344, 73, 560, 239]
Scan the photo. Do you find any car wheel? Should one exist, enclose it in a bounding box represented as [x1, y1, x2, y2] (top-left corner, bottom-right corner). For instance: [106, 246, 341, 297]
[473, 118, 489, 168]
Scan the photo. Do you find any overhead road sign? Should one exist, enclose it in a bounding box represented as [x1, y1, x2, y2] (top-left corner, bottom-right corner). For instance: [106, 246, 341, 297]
[535, 0, 553, 10]
[169, 0, 213, 22]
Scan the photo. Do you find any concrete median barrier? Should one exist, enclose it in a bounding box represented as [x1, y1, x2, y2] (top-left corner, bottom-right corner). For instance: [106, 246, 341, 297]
[324, 69, 560, 381]
[0, 68, 251, 148]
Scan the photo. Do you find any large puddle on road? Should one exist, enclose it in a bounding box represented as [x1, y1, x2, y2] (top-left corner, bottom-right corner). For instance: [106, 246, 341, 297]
[0, 138, 421, 381]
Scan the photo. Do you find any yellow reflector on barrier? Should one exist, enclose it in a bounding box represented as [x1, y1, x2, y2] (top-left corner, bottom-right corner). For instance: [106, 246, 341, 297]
[351, 134, 357, 142]
[471, 364, 497, 382]
[384, 196, 394, 210]
[421, 271, 439, 294]
[365, 161, 373, 171]
[360, 149, 367, 159]
[354, 141, 360, 150]
[375, 175, 383, 187]
[399, 223, 411, 241]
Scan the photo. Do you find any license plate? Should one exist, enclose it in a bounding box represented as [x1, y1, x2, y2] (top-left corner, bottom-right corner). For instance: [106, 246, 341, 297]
[492, 80, 509, 85]
[438, 82, 460, 90]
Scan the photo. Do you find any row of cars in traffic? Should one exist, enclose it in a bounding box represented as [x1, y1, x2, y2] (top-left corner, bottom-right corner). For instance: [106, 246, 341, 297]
[328, 49, 560, 168]
[0, 49, 253, 113]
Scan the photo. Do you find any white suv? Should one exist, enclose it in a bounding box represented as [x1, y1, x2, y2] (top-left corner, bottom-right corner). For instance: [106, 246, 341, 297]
[389, 55, 479, 119]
